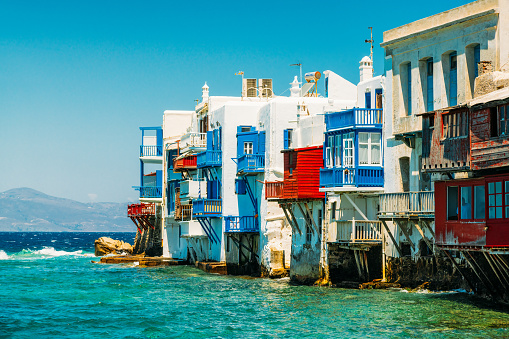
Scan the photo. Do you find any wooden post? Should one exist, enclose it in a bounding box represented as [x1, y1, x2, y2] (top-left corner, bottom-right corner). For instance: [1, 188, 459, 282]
[351, 217, 356, 243]
[395, 220, 415, 251]
[380, 220, 403, 257]
[413, 221, 433, 253]
[304, 202, 320, 234]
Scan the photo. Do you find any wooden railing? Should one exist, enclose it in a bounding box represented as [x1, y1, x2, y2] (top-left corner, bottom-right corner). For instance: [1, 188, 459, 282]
[173, 155, 197, 171]
[265, 181, 283, 199]
[180, 132, 207, 149]
[127, 203, 156, 216]
[379, 191, 434, 215]
[192, 199, 222, 217]
[140, 145, 163, 157]
[325, 108, 382, 131]
[237, 154, 265, 173]
[331, 219, 382, 243]
[175, 203, 192, 221]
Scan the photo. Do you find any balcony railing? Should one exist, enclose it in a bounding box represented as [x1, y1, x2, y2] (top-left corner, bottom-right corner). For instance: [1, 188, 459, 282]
[175, 203, 192, 221]
[173, 155, 197, 171]
[192, 199, 222, 217]
[197, 150, 222, 168]
[180, 132, 207, 151]
[133, 186, 162, 199]
[224, 216, 259, 233]
[332, 219, 382, 243]
[127, 203, 156, 216]
[140, 145, 163, 157]
[265, 181, 284, 199]
[320, 167, 383, 188]
[237, 154, 265, 174]
[379, 191, 435, 216]
[325, 108, 382, 131]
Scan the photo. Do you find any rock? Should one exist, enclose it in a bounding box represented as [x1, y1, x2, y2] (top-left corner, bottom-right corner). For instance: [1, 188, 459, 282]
[94, 237, 133, 256]
[359, 280, 401, 289]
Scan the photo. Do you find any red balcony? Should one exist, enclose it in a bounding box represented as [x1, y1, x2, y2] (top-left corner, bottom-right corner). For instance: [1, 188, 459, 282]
[265, 181, 283, 199]
[173, 155, 197, 172]
[265, 179, 321, 200]
[127, 203, 156, 216]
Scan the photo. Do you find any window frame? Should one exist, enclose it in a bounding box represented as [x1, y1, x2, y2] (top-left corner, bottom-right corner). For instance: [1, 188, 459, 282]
[446, 180, 486, 222]
[243, 141, 253, 155]
[358, 132, 381, 166]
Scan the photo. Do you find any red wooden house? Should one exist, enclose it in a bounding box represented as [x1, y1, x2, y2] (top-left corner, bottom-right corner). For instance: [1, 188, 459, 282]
[265, 145, 324, 201]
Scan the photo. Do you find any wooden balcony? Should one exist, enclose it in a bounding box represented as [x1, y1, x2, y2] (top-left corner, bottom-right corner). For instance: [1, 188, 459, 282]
[179, 132, 207, 153]
[127, 203, 156, 217]
[197, 150, 222, 168]
[378, 191, 434, 219]
[173, 155, 197, 172]
[265, 181, 283, 199]
[192, 199, 222, 218]
[237, 154, 265, 175]
[224, 216, 259, 233]
[265, 180, 319, 200]
[320, 167, 383, 189]
[325, 108, 382, 131]
[329, 219, 382, 243]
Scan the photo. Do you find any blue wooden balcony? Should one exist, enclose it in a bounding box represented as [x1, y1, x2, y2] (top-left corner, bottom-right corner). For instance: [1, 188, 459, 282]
[320, 167, 383, 188]
[224, 216, 259, 233]
[197, 150, 222, 168]
[133, 186, 162, 199]
[192, 199, 222, 218]
[140, 145, 163, 157]
[325, 108, 382, 131]
[237, 154, 265, 174]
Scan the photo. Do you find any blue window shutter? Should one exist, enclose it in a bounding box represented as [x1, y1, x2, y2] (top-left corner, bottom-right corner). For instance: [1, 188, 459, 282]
[407, 63, 412, 115]
[450, 52, 457, 106]
[258, 131, 266, 154]
[474, 45, 481, 77]
[207, 131, 213, 150]
[156, 170, 162, 187]
[365, 92, 371, 109]
[156, 129, 163, 146]
[235, 179, 246, 195]
[427, 58, 434, 112]
[218, 127, 222, 151]
[284, 129, 289, 149]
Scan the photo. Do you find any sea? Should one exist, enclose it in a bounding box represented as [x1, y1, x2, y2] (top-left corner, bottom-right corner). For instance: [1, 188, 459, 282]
[1, 232, 509, 339]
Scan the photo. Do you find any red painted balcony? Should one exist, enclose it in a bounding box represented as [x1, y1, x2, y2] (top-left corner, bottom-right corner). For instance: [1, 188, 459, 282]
[127, 203, 156, 217]
[173, 155, 197, 172]
[265, 181, 283, 199]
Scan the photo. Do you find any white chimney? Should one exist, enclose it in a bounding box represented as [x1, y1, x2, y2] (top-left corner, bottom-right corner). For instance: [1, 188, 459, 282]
[202, 82, 209, 102]
[359, 56, 373, 82]
[290, 76, 300, 97]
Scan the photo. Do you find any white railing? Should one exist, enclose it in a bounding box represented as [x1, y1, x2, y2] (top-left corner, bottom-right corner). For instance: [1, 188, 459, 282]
[180, 132, 207, 150]
[330, 219, 382, 243]
[379, 191, 434, 215]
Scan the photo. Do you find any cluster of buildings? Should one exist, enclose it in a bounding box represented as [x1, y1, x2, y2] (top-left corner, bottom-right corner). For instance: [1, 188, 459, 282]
[127, 0, 509, 299]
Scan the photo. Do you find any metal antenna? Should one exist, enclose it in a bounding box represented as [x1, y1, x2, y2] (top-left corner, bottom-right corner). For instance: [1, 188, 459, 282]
[290, 62, 302, 84]
[365, 27, 374, 75]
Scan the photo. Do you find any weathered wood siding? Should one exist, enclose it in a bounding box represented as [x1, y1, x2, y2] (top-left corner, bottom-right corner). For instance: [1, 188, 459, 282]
[283, 146, 324, 200]
[471, 107, 509, 170]
[421, 109, 470, 173]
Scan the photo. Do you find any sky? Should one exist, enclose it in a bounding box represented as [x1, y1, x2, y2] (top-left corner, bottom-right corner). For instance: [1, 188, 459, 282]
[0, 0, 470, 203]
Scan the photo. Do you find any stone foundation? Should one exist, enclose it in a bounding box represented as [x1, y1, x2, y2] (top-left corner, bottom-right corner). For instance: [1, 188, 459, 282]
[328, 243, 383, 286]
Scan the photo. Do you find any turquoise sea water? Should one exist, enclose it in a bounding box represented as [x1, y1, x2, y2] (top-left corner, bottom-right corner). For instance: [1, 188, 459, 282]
[1, 232, 509, 339]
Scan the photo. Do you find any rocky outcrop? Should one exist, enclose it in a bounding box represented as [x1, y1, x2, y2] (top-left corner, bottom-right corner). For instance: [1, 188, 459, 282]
[94, 237, 133, 256]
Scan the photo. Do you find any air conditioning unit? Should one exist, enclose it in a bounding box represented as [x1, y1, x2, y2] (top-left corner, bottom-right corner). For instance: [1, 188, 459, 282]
[242, 78, 258, 97]
[259, 79, 273, 98]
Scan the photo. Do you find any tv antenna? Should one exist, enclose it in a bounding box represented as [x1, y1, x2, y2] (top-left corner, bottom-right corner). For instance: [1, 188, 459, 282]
[290, 62, 303, 84]
[365, 27, 374, 75]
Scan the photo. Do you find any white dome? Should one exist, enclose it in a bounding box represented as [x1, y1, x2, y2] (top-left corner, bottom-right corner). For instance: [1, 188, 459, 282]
[202, 82, 209, 89]
[360, 56, 372, 64]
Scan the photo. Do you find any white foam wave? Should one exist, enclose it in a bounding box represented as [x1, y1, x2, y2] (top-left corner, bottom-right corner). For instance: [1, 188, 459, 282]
[5, 247, 89, 260]
[33, 247, 83, 257]
[0, 250, 9, 260]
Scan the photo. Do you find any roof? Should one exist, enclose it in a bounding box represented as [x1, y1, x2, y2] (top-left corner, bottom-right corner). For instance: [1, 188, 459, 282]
[468, 86, 509, 108]
[281, 145, 323, 153]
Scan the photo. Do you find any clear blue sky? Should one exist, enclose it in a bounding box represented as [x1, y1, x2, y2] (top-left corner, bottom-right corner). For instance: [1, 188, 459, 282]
[0, 0, 469, 203]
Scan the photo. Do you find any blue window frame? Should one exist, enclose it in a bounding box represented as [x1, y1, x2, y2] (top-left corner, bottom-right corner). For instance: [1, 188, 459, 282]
[450, 52, 458, 106]
[427, 58, 434, 112]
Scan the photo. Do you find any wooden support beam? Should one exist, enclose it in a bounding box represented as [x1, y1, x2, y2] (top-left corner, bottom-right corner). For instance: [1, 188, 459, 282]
[363, 251, 370, 282]
[381, 220, 403, 257]
[464, 251, 497, 297]
[353, 250, 363, 280]
[420, 219, 435, 238]
[304, 202, 320, 235]
[395, 220, 415, 251]
[484, 252, 508, 291]
[443, 250, 477, 294]
[281, 204, 301, 235]
[491, 254, 509, 289]
[296, 202, 315, 234]
[413, 221, 433, 253]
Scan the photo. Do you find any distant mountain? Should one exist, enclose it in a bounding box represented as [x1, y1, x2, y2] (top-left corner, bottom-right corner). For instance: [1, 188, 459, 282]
[0, 188, 135, 232]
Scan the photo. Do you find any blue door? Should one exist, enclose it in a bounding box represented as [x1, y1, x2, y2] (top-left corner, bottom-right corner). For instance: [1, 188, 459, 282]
[450, 53, 457, 106]
[427, 58, 434, 112]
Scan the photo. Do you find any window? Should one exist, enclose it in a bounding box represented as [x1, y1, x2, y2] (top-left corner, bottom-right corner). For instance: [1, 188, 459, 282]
[474, 185, 485, 219]
[306, 223, 312, 244]
[325, 135, 334, 168]
[474, 45, 481, 78]
[492, 104, 509, 138]
[442, 111, 468, 139]
[460, 186, 472, 220]
[375, 88, 383, 109]
[284, 129, 293, 149]
[343, 132, 354, 168]
[488, 181, 503, 219]
[447, 186, 459, 220]
[427, 59, 434, 112]
[450, 53, 458, 106]
[330, 202, 336, 222]
[244, 142, 253, 154]
[334, 135, 341, 167]
[358, 132, 381, 165]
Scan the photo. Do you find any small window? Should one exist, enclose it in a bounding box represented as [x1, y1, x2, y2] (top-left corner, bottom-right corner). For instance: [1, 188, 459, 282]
[306, 223, 312, 244]
[358, 132, 381, 165]
[488, 181, 503, 219]
[241, 126, 251, 132]
[244, 142, 253, 154]
[447, 186, 459, 221]
[330, 202, 336, 222]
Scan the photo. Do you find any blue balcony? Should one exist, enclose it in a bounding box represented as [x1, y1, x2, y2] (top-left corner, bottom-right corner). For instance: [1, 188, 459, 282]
[133, 186, 163, 199]
[197, 150, 222, 168]
[140, 145, 163, 157]
[320, 167, 383, 188]
[325, 108, 382, 131]
[237, 154, 265, 174]
[224, 216, 259, 233]
[192, 199, 222, 218]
